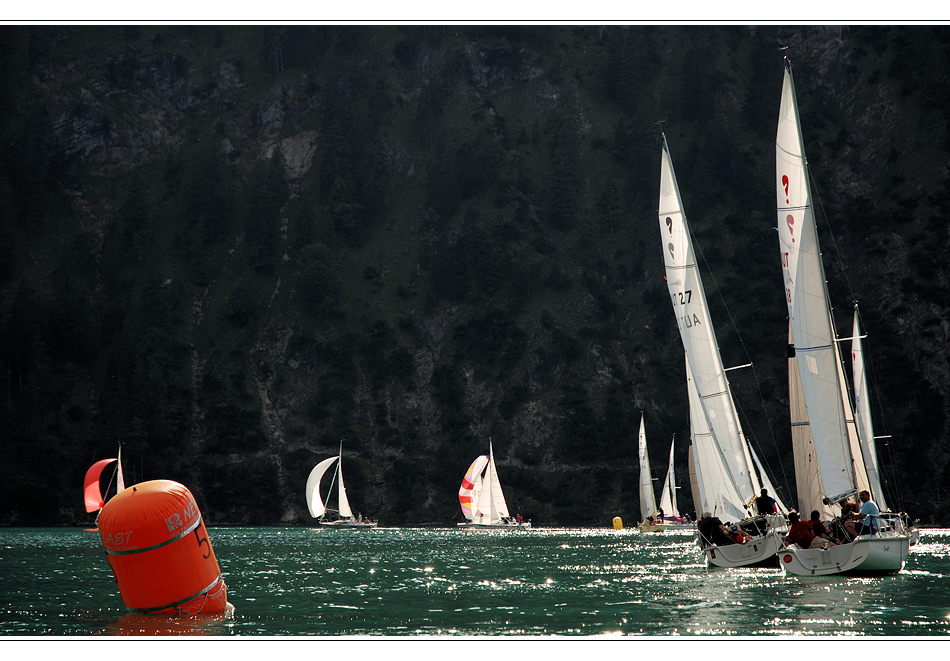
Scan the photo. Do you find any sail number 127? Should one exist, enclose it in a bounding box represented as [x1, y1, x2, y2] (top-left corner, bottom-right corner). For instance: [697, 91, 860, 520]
[671, 289, 692, 305]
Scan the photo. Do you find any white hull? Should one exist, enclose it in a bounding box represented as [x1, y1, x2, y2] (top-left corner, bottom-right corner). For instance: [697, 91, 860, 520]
[637, 522, 668, 533]
[459, 521, 531, 530]
[320, 519, 377, 529]
[701, 529, 783, 568]
[780, 534, 909, 576]
[663, 523, 696, 531]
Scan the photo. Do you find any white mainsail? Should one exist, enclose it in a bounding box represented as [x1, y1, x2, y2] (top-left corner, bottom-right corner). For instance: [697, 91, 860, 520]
[336, 447, 354, 519]
[788, 325, 835, 518]
[474, 441, 511, 524]
[776, 60, 857, 504]
[116, 444, 125, 494]
[637, 414, 658, 523]
[852, 305, 888, 511]
[658, 134, 764, 507]
[657, 438, 680, 520]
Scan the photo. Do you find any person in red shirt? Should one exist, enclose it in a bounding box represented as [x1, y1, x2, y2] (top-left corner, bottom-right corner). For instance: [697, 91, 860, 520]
[786, 511, 817, 549]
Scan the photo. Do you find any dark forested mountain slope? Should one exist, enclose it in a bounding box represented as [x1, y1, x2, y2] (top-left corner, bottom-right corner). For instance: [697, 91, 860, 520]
[1, 25, 948, 526]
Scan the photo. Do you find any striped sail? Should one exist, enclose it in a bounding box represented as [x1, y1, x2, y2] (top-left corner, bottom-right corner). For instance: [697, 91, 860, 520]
[459, 455, 489, 521]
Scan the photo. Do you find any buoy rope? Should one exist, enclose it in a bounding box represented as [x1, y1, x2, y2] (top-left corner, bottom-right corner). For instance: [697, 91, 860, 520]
[134, 574, 225, 614]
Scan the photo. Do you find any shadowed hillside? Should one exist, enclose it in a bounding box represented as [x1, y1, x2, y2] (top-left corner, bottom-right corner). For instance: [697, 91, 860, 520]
[1, 25, 948, 526]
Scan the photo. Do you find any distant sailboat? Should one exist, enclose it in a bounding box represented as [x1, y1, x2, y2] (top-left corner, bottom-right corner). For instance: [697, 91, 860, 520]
[658, 133, 787, 567]
[775, 57, 908, 575]
[657, 436, 692, 530]
[306, 442, 377, 529]
[636, 415, 666, 532]
[458, 440, 530, 529]
[84, 444, 126, 516]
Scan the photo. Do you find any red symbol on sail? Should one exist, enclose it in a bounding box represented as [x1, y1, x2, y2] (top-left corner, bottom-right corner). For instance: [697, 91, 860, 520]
[782, 175, 790, 204]
[786, 214, 795, 243]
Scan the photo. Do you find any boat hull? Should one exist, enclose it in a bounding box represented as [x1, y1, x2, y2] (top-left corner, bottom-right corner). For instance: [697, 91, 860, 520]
[780, 534, 909, 576]
[320, 520, 378, 529]
[663, 523, 696, 531]
[701, 529, 783, 568]
[460, 521, 532, 530]
[637, 522, 668, 532]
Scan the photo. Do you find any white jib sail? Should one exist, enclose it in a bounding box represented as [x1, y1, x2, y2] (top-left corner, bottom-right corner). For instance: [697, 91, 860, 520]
[776, 61, 856, 503]
[851, 306, 887, 511]
[686, 357, 748, 522]
[659, 135, 760, 504]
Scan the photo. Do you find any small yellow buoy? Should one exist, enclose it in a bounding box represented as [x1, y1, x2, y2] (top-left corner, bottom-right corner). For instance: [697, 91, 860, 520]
[612, 516, 623, 530]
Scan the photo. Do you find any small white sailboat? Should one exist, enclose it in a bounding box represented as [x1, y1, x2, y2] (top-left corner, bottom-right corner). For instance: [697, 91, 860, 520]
[84, 444, 126, 517]
[636, 415, 666, 532]
[657, 435, 694, 530]
[658, 133, 788, 567]
[458, 440, 530, 529]
[775, 57, 908, 575]
[306, 442, 377, 529]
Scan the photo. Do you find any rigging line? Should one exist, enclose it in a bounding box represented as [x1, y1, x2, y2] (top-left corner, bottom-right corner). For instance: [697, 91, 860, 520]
[730, 364, 793, 500]
[807, 161, 857, 304]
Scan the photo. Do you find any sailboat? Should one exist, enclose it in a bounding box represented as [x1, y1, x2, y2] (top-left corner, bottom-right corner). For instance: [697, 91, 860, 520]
[776, 57, 908, 575]
[636, 414, 666, 532]
[84, 444, 126, 517]
[658, 133, 788, 567]
[851, 305, 919, 545]
[306, 442, 377, 529]
[457, 440, 530, 529]
[657, 435, 693, 530]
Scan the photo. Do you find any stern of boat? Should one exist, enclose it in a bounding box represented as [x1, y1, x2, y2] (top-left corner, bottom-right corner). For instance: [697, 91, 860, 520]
[780, 534, 909, 576]
[703, 530, 782, 568]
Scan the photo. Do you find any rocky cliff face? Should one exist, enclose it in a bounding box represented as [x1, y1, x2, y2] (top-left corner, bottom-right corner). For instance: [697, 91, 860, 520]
[3, 25, 949, 526]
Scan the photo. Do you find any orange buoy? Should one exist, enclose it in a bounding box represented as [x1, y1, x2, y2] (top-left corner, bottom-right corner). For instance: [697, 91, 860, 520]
[97, 479, 229, 614]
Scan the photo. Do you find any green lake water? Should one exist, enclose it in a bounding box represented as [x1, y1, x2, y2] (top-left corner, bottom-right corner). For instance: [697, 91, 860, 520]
[2, 526, 948, 640]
